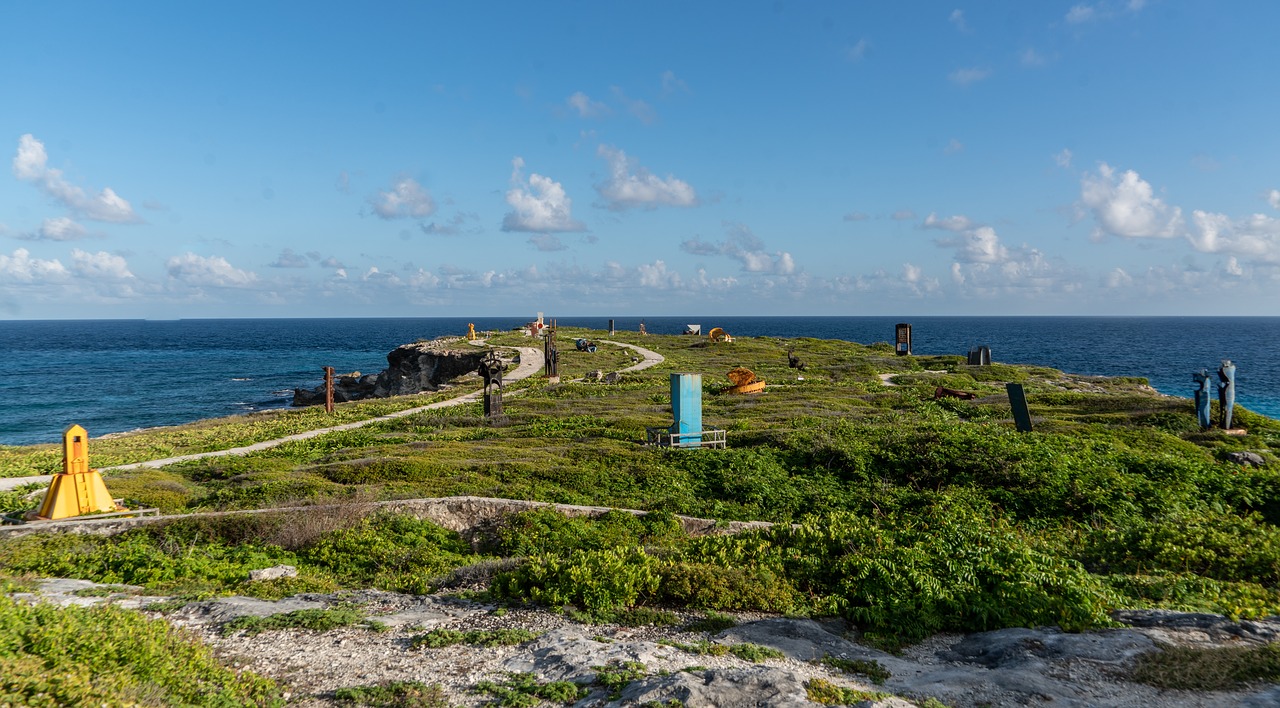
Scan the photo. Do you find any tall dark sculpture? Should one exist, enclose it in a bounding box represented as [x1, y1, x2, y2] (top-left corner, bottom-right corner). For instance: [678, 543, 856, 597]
[1192, 369, 1212, 430]
[1218, 360, 1236, 430]
[480, 351, 507, 422]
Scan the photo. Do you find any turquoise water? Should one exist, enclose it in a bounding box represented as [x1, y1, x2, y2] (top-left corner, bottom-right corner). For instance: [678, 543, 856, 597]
[1, 316, 1276, 446]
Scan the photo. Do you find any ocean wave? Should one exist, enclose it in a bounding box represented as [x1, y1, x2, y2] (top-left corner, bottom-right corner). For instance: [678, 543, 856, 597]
[230, 377, 252, 381]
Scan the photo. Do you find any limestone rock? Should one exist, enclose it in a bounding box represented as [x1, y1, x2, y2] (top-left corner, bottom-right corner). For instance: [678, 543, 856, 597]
[293, 339, 489, 406]
[714, 618, 888, 663]
[613, 666, 815, 707]
[247, 565, 298, 582]
[1228, 451, 1267, 467]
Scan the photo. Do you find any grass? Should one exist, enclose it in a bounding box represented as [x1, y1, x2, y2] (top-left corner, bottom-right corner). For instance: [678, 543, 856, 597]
[1130, 643, 1280, 690]
[334, 680, 451, 707]
[473, 672, 587, 706]
[820, 655, 891, 684]
[0, 594, 281, 706]
[5, 329, 1280, 666]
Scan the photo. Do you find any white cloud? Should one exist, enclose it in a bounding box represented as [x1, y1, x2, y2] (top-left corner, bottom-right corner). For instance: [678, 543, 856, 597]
[268, 248, 309, 268]
[1268, 189, 1280, 210]
[70, 249, 134, 279]
[1080, 163, 1183, 239]
[1225, 256, 1243, 277]
[595, 145, 697, 211]
[944, 138, 964, 155]
[843, 211, 869, 222]
[20, 217, 89, 242]
[949, 9, 968, 31]
[611, 87, 656, 124]
[891, 209, 917, 221]
[637, 259, 682, 288]
[1020, 48, 1046, 67]
[369, 176, 435, 219]
[949, 67, 990, 86]
[165, 253, 258, 287]
[11, 134, 140, 223]
[1066, 4, 1096, 23]
[567, 91, 610, 118]
[1105, 267, 1133, 288]
[501, 157, 586, 233]
[679, 223, 796, 275]
[923, 213, 975, 232]
[1187, 210, 1280, 262]
[1054, 148, 1073, 169]
[661, 70, 690, 95]
[421, 211, 480, 236]
[0, 248, 68, 281]
[528, 234, 567, 251]
[846, 39, 869, 62]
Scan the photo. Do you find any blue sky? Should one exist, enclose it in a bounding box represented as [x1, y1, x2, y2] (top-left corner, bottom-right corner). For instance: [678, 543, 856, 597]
[2, 1, 1278, 318]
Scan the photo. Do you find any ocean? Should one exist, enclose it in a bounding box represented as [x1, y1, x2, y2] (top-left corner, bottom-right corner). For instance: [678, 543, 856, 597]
[1, 316, 1276, 447]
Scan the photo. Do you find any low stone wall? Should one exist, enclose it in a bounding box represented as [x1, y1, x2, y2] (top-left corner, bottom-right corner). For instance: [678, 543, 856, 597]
[0, 495, 775, 540]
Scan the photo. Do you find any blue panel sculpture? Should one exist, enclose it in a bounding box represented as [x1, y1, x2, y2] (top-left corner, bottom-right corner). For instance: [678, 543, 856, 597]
[1218, 360, 1236, 430]
[1192, 369, 1212, 429]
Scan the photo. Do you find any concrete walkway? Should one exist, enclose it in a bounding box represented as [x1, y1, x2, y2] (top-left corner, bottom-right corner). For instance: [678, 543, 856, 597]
[0, 339, 666, 491]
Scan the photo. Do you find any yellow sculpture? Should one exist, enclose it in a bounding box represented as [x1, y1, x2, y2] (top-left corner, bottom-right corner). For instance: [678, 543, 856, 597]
[726, 367, 766, 394]
[467, 323, 478, 341]
[708, 327, 733, 343]
[32, 425, 122, 520]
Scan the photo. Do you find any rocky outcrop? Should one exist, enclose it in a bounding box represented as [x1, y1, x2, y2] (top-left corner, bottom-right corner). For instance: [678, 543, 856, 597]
[292, 339, 488, 406]
[15, 580, 1280, 707]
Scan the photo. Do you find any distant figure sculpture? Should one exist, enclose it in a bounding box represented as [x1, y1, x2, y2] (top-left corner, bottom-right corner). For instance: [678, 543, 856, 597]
[1192, 369, 1212, 429]
[1218, 360, 1236, 430]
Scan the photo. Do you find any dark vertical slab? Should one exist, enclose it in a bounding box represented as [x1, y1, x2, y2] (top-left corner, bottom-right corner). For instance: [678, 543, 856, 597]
[1006, 382, 1033, 432]
[895, 323, 912, 356]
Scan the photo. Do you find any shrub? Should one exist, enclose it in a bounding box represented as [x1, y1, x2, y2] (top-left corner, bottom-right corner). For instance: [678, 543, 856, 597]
[491, 546, 661, 613]
[0, 595, 281, 706]
[657, 562, 796, 612]
[300, 513, 480, 594]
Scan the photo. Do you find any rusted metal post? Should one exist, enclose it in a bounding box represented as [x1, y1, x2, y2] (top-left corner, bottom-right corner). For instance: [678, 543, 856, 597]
[323, 366, 335, 414]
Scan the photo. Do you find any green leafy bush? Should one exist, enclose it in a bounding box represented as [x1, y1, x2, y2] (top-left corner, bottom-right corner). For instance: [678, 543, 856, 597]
[492, 546, 661, 613]
[0, 595, 281, 706]
[657, 562, 796, 612]
[300, 513, 481, 594]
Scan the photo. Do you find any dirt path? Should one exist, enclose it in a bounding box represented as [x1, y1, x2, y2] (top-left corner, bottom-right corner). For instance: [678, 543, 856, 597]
[0, 339, 665, 490]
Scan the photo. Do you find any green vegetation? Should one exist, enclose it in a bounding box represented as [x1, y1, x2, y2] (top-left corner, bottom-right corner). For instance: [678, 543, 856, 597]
[222, 607, 367, 636]
[1130, 643, 1280, 690]
[473, 672, 587, 706]
[686, 611, 737, 633]
[805, 678, 891, 705]
[593, 660, 648, 699]
[7, 329, 1280, 694]
[334, 680, 450, 707]
[820, 656, 891, 684]
[660, 639, 784, 662]
[0, 594, 281, 706]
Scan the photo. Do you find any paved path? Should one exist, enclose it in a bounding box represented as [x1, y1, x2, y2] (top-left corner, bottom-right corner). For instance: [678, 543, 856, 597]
[0, 340, 665, 490]
[603, 339, 665, 373]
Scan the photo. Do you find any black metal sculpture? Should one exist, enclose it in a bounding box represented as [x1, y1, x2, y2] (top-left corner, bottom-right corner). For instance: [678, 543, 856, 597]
[480, 351, 507, 422]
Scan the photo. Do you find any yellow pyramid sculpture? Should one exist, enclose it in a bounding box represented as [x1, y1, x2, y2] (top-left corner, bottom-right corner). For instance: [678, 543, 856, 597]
[34, 425, 122, 520]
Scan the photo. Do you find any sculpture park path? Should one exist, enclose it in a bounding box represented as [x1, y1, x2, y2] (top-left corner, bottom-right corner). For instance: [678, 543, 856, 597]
[0, 339, 665, 491]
